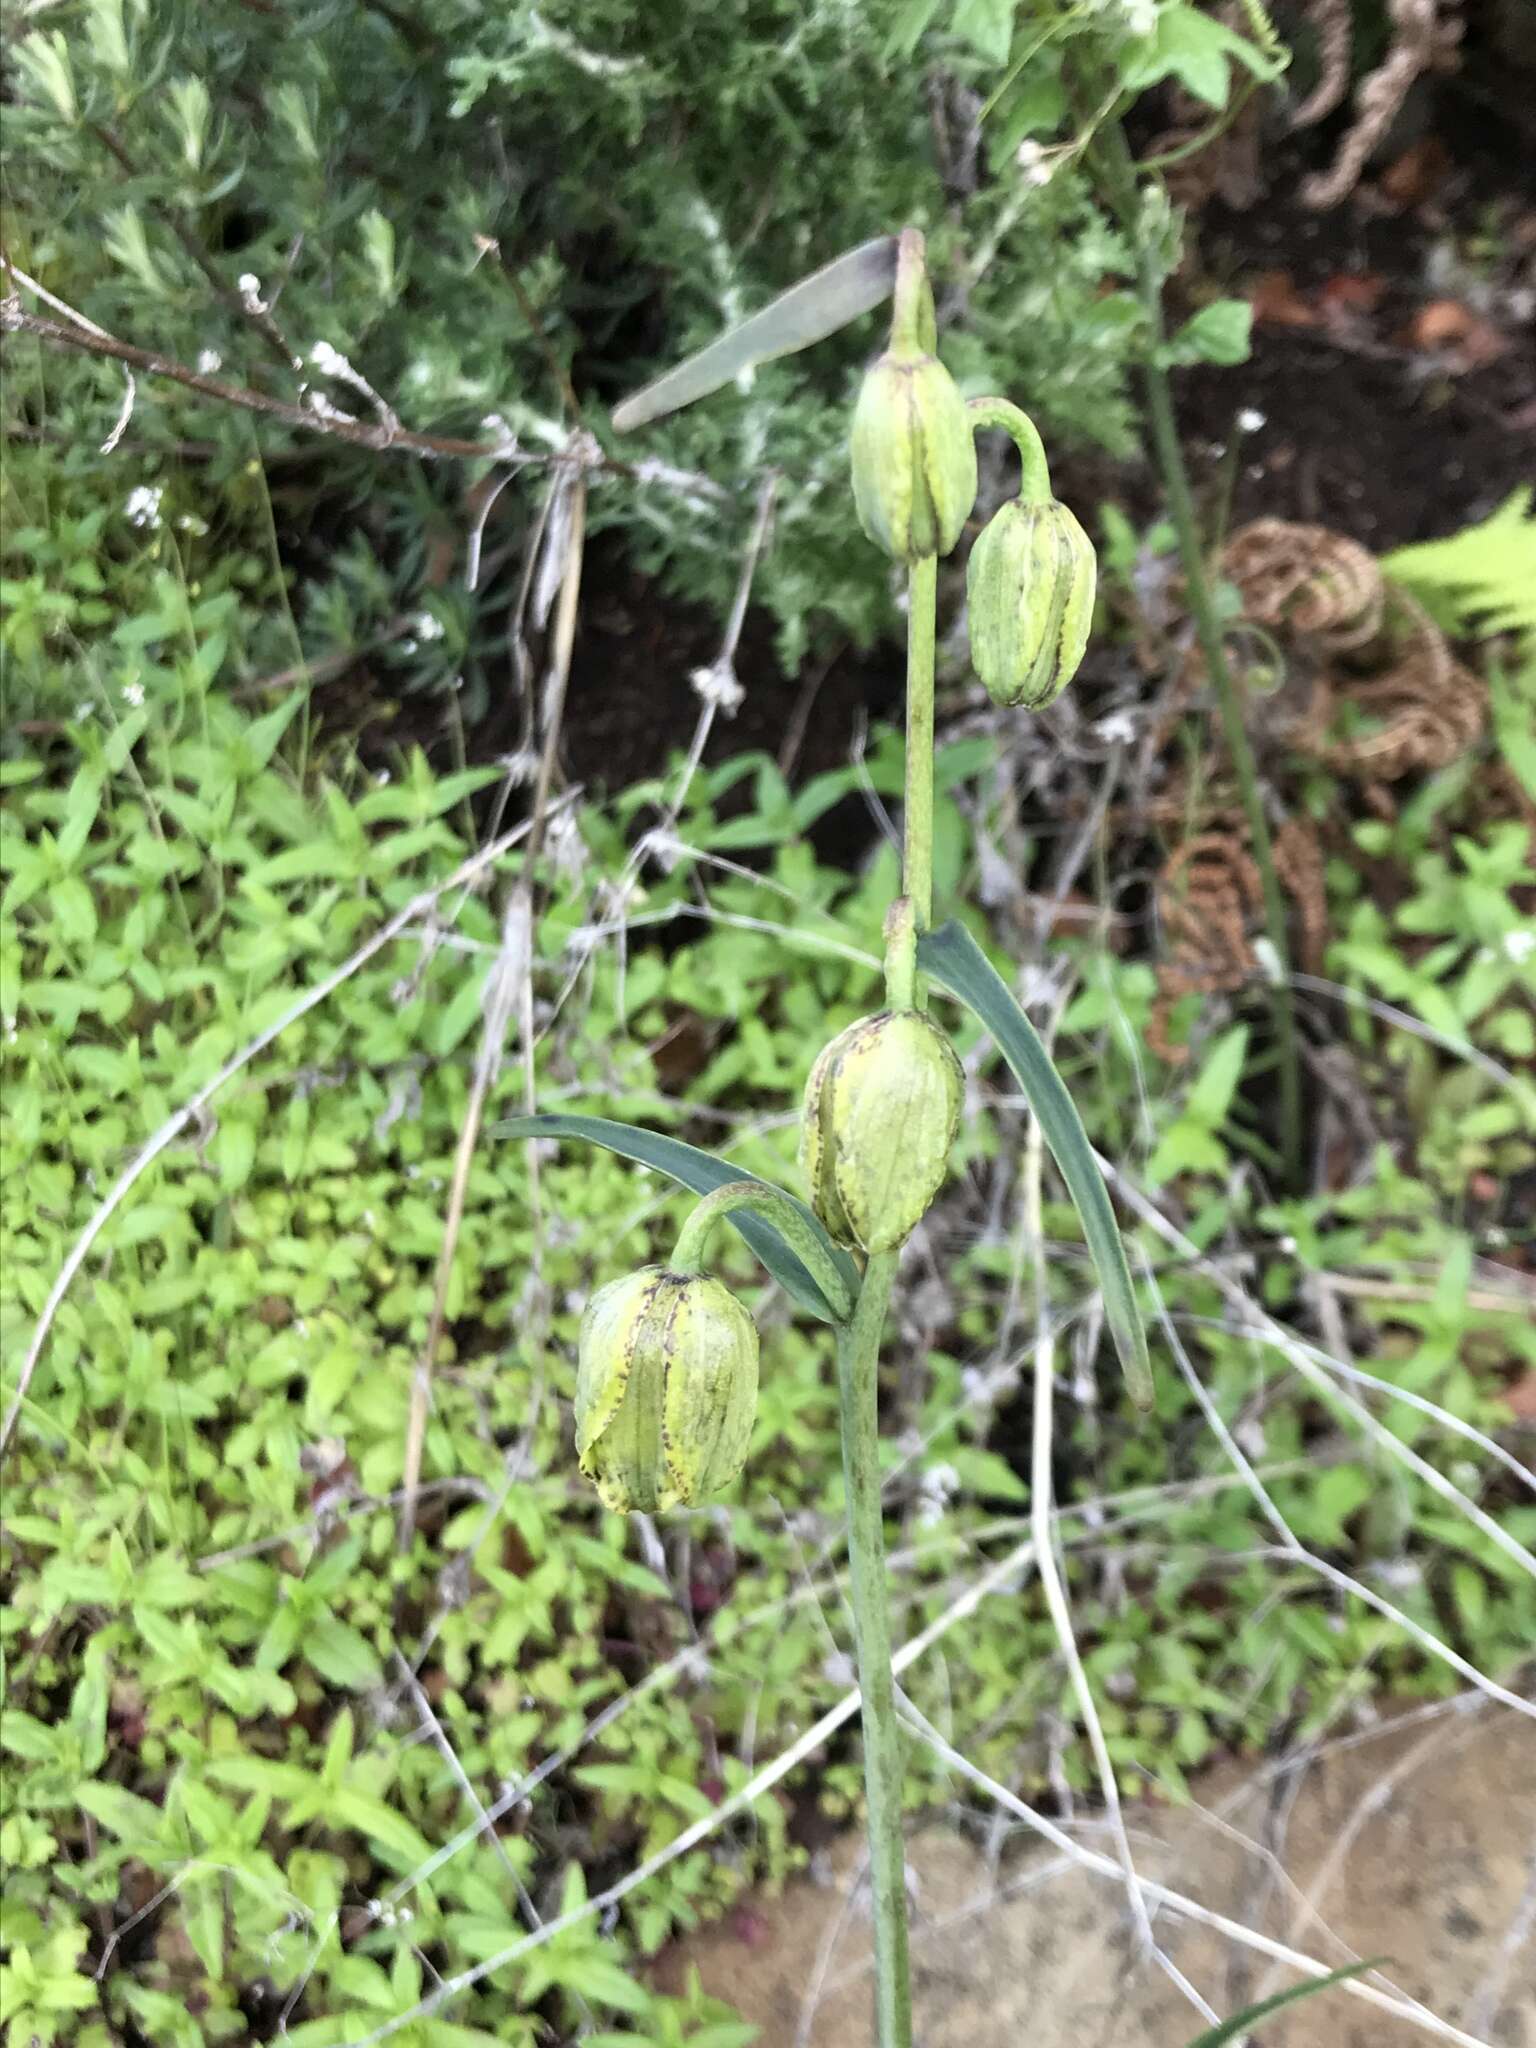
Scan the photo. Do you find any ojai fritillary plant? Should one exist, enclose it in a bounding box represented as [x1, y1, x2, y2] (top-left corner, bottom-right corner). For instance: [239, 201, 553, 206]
[508, 227, 1150, 2046]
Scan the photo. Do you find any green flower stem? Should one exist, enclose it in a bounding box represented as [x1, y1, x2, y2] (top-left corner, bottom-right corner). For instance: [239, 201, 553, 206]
[890, 226, 935, 355]
[1091, 117, 1303, 1188]
[966, 395, 1052, 504]
[670, 1180, 853, 1322]
[832, 537, 945, 2047]
[904, 551, 938, 943]
[884, 896, 918, 1011]
[835, 1245, 911, 2048]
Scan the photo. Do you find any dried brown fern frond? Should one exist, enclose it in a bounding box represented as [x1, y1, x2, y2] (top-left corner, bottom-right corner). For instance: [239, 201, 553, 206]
[1213, 519, 1486, 782]
[1310, 590, 1484, 780]
[1148, 810, 1328, 1061]
[1220, 519, 1384, 649]
[1297, 0, 1465, 209]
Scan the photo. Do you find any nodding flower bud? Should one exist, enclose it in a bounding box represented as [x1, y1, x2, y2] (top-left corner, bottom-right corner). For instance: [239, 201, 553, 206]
[965, 496, 1097, 710]
[575, 1268, 758, 1514]
[801, 1011, 964, 1254]
[850, 347, 978, 564]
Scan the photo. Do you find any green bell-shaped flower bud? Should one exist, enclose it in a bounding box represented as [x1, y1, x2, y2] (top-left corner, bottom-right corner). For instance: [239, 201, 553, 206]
[575, 1267, 758, 1514]
[848, 228, 976, 563]
[850, 348, 977, 564]
[800, 1010, 964, 1254]
[966, 495, 1097, 711]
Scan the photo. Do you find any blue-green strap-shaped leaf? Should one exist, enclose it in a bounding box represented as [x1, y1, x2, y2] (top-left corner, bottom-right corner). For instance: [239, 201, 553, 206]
[611, 235, 898, 432]
[496, 1113, 859, 1324]
[916, 921, 1153, 1408]
[1183, 1961, 1382, 2045]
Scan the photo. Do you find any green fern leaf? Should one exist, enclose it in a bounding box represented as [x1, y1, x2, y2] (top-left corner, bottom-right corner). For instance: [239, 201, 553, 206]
[1384, 489, 1536, 647]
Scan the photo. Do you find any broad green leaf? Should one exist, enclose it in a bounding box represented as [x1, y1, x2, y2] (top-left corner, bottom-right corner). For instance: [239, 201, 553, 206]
[1184, 1961, 1381, 2044]
[76, 1782, 163, 1844]
[1162, 299, 1252, 367]
[495, 1114, 858, 1323]
[951, 0, 1015, 64]
[1122, 4, 1285, 108]
[306, 1616, 384, 1691]
[916, 921, 1152, 1407]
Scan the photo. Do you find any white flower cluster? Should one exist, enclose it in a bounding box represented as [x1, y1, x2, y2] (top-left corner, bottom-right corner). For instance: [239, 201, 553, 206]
[124, 484, 163, 529]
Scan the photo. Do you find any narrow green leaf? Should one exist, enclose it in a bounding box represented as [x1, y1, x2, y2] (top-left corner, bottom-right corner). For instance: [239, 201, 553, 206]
[611, 236, 898, 431]
[1183, 1960, 1382, 2045]
[495, 1114, 858, 1323]
[917, 921, 1152, 1407]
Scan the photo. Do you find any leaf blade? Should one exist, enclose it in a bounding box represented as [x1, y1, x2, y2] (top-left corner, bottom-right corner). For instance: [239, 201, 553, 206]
[611, 236, 898, 432]
[1183, 1961, 1382, 2046]
[916, 921, 1152, 1407]
[495, 1114, 857, 1323]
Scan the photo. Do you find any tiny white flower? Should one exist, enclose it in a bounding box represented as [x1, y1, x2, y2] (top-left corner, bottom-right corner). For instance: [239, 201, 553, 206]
[176, 513, 209, 536]
[690, 660, 744, 714]
[124, 484, 163, 529]
[1095, 710, 1139, 745]
[196, 348, 223, 375]
[1237, 407, 1267, 434]
[121, 681, 146, 708]
[411, 610, 445, 642]
[74, 701, 94, 722]
[237, 272, 267, 312]
[1502, 928, 1535, 965]
[1015, 139, 1054, 189]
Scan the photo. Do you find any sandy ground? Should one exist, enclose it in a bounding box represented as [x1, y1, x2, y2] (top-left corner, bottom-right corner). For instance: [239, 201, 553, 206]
[665, 1705, 1535, 2047]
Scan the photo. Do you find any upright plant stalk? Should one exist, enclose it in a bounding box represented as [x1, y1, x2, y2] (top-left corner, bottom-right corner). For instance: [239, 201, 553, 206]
[831, 501, 944, 2045]
[834, 1243, 910, 2048]
[1092, 118, 1303, 1187]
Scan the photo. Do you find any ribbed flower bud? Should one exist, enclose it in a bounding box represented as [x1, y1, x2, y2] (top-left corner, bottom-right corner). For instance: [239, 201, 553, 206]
[850, 346, 978, 563]
[575, 1268, 758, 1513]
[966, 497, 1096, 710]
[800, 1011, 964, 1253]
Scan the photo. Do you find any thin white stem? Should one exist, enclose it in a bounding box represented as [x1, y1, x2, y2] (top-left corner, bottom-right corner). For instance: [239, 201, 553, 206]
[314, 1534, 1043, 2048]
[1177, 1310, 1536, 1500]
[1020, 999, 1206, 2012]
[2, 805, 571, 1452]
[1156, 1302, 1536, 1721]
[896, 1693, 1499, 2048]
[1100, 1163, 1536, 1588]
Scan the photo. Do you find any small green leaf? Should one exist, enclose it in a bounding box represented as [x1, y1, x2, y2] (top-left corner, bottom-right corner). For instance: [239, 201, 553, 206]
[1162, 298, 1253, 367]
[495, 1115, 858, 1323]
[917, 921, 1151, 1407]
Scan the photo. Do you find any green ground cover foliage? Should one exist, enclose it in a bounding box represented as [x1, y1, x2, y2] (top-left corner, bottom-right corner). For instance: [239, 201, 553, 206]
[4, 0, 1159, 717]
[5, 3, 1536, 2043]
[2, 555, 1533, 2040]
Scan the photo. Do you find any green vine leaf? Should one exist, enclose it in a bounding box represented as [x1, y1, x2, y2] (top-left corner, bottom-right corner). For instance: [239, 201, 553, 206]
[917, 920, 1153, 1407]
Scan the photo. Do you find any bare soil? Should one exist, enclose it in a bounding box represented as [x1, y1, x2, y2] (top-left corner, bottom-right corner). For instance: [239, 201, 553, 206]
[662, 1706, 1536, 2047]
